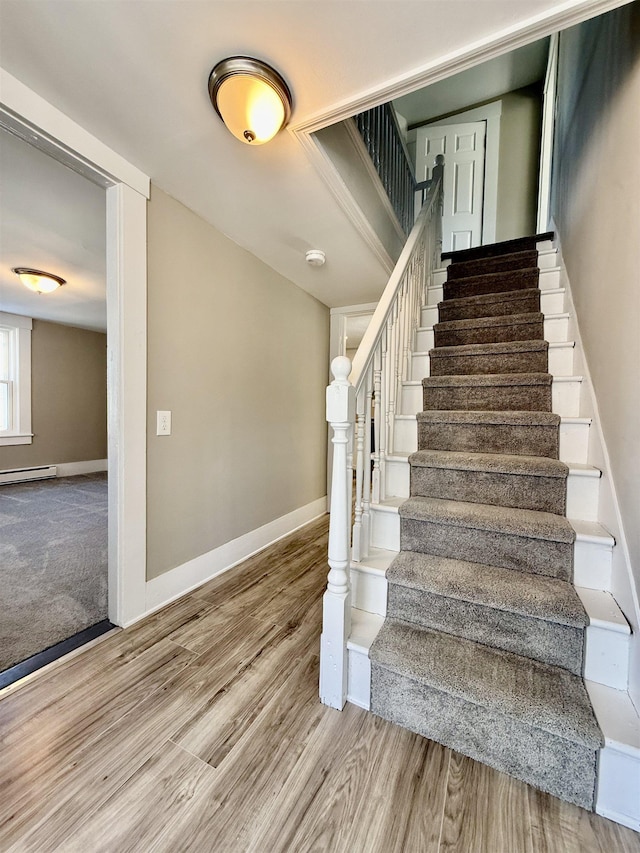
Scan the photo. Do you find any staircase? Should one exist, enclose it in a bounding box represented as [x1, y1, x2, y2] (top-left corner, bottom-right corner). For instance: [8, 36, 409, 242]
[322, 219, 639, 827]
[369, 234, 604, 809]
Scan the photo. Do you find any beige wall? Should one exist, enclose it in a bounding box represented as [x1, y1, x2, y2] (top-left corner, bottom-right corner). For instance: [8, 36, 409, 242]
[0, 319, 107, 470]
[551, 4, 640, 702]
[146, 186, 329, 580]
[495, 86, 542, 242]
[316, 122, 405, 264]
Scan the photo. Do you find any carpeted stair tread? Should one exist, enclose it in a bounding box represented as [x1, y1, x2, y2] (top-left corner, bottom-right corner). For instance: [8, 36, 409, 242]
[438, 287, 540, 322]
[387, 551, 587, 628]
[444, 268, 540, 301]
[430, 339, 549, 375]
[438, 288, 541, 322]
[423, 372, 552, 388]
[409, 449, 567, 479]
[446, 250, 539, 280]
[434, 312, 544, 347]
[441, 231, 554, 262]
[370, 619, 601, 748]
[422, 373, 553, 414]
[399, 496, 575, 544]
[434, 313, 544, 334]
[416, 409, 560, 427]
[416, 410, 561, 457]
[408, 449, 567, 514]
[431, 339, 548, 358]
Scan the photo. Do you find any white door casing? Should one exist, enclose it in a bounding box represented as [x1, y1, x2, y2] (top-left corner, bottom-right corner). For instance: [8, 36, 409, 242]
[0, 68, 150, 627]
[416, 121, 486, 252]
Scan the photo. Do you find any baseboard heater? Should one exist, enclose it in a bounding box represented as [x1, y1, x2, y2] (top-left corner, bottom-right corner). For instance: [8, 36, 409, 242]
[0, 465, 58, 485]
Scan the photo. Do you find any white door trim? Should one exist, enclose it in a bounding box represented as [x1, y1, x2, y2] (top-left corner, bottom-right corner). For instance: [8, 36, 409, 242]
[0, 68, 150, 627]
[537, 32, 560, 232]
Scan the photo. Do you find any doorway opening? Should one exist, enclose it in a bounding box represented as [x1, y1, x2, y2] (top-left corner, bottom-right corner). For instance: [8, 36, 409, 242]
[0, 75, 149, 690]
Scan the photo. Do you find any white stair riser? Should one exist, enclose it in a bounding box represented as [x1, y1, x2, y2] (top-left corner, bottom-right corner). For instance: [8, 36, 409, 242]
[596, 747, 640, 831]
[552, 378, 582, 417]
[411, 343, 573, 379]
[350, 566, 387, 616]
[400, 376, 582, 418]
[401, 383, 422, 415]
[393, 417, 417, 454]
[538, 251, 558, 270]
[539, 267, 561, 289]
[559, 420, 590, 465]
[421, 286, 566, 326]
[548, 343, 574, 376]
[427, 285, 443, 305]
[369, 505, 612, 590]
[422, 288, 566, 325]
[584, 627, 630, 690]
[574, 539, 613, 590]
[541, 289, 566, 315]
[567, 472, 600, 521]
[544, 314, 569, 342]
[347, 647, 371, 710]
[417, 317, 569, 354]
[385, 457, 410, 498]
[421, 305, 439, 327]
[370, 505, 400, 550]
[349, 567, 626, 691]
[394, 415, 590, 463]
[432, 270, 447, 287]
[410, 353, 430, 380]
[383, 455, 601, 518]
[415, 327, 434, 351]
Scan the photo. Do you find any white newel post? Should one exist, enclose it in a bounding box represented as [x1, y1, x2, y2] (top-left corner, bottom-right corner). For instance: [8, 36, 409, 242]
[320, 356, 355, 710]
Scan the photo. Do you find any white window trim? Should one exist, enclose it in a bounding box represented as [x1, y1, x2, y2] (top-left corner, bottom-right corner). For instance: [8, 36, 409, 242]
[0, 311, 33, 446]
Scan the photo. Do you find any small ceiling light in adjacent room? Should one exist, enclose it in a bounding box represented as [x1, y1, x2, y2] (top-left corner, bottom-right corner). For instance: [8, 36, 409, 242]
[306, 250, 326, 267]
[12, 268, 66, 294]
[208, 56, 292, 145]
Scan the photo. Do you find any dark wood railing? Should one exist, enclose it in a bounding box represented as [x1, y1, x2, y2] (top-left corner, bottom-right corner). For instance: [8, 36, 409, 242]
[354, 104, 434, 236]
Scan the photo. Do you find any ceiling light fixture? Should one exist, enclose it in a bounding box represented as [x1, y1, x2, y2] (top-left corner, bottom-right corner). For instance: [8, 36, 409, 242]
[12, 267, 66, 294]
[208, 56, 292, 145]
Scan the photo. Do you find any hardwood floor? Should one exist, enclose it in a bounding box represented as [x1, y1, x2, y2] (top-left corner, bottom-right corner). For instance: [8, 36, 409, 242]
[0, 514, 638, 852]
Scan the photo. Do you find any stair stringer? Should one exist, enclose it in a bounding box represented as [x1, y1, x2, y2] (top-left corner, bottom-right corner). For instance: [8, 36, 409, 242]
[346, 246, 640, 830]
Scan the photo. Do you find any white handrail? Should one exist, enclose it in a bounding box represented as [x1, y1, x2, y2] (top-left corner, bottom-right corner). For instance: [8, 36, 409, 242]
[321, 171, 443, 709]
[350, 175, 442, 392]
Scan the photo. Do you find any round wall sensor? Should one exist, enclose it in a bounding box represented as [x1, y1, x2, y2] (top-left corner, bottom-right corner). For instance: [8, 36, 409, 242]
[306, 249, 326, 267]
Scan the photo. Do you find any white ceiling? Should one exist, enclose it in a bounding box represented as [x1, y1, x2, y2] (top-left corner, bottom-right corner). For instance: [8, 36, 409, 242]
[0, 128, 107, 331]
[0, 1, 606, 311]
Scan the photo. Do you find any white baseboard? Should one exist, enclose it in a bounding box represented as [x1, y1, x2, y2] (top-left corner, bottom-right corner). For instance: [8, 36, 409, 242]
[139, 496, 327, 622]
[56, 459, 108, 476]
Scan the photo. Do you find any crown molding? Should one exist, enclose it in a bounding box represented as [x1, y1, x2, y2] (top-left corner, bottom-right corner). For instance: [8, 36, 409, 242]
[290, 0, 633, 137]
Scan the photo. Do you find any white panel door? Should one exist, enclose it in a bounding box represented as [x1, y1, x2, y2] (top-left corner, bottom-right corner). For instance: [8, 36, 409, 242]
[415, 121, 486, 252]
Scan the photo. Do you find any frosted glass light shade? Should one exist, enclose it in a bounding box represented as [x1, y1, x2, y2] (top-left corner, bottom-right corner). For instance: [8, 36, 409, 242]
[209, 57, 292, 145]
[12, 268, 66, 294]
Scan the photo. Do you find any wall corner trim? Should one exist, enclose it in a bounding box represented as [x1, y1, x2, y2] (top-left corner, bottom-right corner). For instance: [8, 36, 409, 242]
[133, 497, 328, 626]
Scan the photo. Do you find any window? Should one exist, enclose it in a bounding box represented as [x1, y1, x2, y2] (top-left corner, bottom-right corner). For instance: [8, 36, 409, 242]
[0, 312, 33, 446]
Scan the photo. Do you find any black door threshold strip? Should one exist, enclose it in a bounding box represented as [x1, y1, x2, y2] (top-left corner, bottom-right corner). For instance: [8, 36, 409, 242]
[0, 620, 116, 691]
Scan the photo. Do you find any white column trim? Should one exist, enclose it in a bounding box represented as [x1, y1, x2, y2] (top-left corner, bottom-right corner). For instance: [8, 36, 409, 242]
[106, 184, 147, 625]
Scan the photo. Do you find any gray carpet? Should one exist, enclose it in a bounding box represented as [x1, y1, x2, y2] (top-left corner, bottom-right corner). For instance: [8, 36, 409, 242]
[370, 234, 602, 811]
[0, 473, 108, 670]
